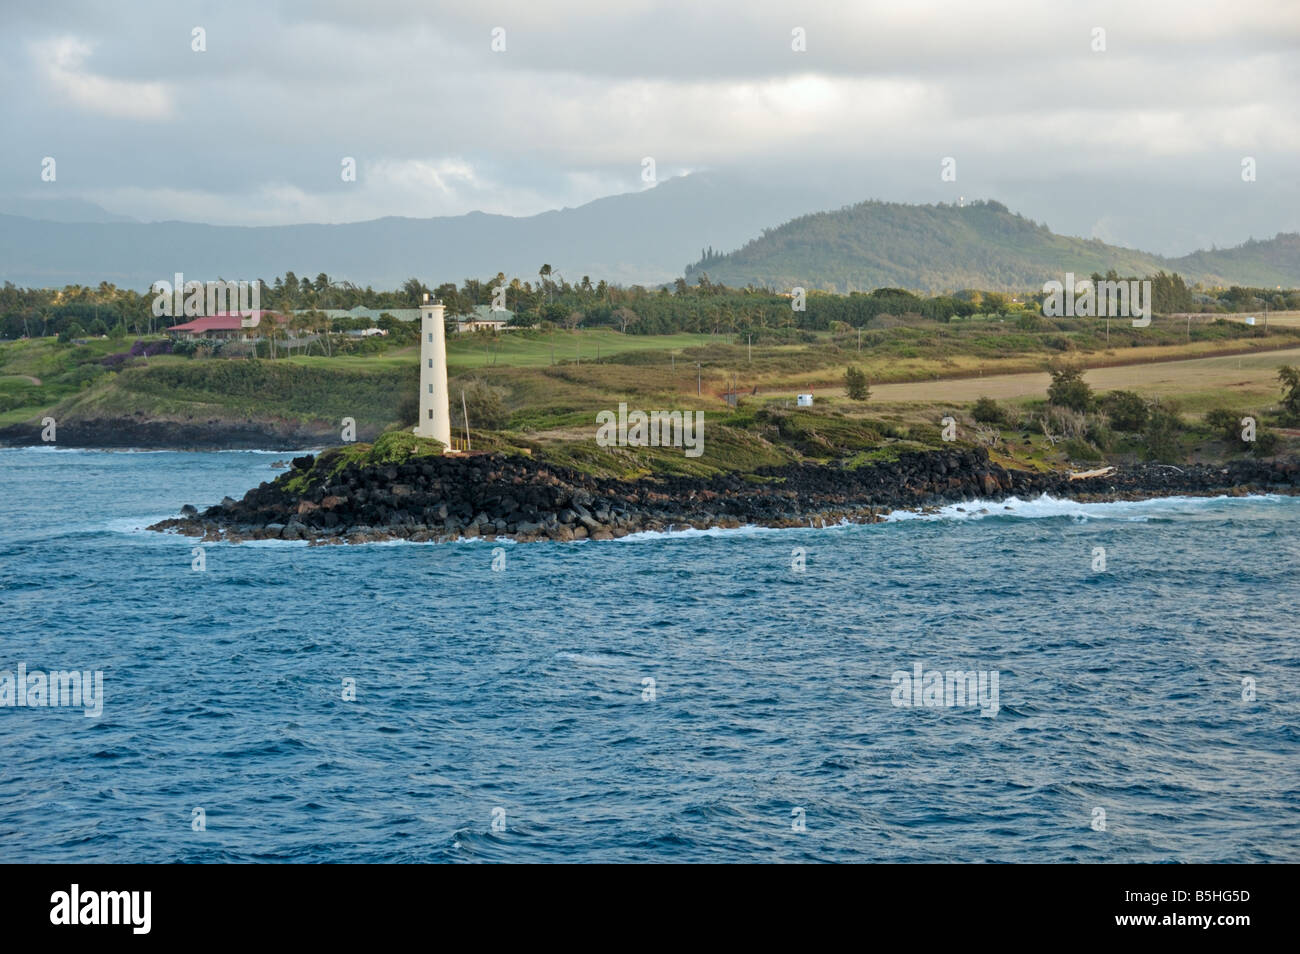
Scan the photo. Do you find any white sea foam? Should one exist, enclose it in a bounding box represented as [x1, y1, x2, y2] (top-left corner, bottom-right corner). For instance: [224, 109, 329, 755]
[2, 444, 89, 454]
[610, 493, 1291, 541]
[105, 492, 1293, 546]
[884, 492, 1290, 523]
[555, 651, 622, 665]
[614, 521, 840, 543]
[108, 518, 513, 547]
[105, 514, 175, 535]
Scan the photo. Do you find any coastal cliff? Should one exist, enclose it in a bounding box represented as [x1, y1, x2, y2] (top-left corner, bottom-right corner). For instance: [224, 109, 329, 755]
[0, 416, 342, 450]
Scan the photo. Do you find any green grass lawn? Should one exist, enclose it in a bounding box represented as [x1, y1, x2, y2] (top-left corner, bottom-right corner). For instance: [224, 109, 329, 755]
[5, 324, 1298, 474]
[267, 330, 727, 372]
[0, 336, 129, 424]
[444, 329, 724, 369]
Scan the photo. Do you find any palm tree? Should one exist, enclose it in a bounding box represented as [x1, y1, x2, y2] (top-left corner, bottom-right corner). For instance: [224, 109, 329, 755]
[402, 277, 426, 306]
[539, 264, 553, 305]
[313, 309, 333, 356]
[288, 311, 317, 355]
[1278, 365, 1300, 422]
[260, 313, 284, 359]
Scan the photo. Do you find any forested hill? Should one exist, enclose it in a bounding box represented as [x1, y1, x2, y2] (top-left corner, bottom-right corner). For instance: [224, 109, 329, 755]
[684, 199, 1300, 293]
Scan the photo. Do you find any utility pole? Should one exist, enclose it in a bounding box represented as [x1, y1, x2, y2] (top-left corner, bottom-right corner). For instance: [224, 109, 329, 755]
[857, 327, 861, 352]
[696, 362, 702, 396]
[461, 388, 472, 452]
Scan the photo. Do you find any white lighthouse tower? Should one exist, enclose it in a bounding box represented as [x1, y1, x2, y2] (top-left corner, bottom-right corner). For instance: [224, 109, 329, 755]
[414, 294, 452, 450]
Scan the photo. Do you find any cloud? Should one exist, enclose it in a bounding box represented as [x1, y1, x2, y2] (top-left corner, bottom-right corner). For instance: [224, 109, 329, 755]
[34, 36, 174, 120]
[1, 0, 1297, 247]
[85, 158, 629, 225]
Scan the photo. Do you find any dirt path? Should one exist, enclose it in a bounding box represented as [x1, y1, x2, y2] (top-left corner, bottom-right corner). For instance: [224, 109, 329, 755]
[864, 346, 1300, 404]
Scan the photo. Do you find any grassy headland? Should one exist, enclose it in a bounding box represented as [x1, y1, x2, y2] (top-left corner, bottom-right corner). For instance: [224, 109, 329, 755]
[8, 309, 1297, 477]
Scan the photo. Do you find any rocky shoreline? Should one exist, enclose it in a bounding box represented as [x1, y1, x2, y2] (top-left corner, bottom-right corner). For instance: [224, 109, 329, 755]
[147, 447, 1300, 545]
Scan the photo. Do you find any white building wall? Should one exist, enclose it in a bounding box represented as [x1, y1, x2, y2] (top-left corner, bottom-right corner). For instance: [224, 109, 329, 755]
[415, 297, 452, 449]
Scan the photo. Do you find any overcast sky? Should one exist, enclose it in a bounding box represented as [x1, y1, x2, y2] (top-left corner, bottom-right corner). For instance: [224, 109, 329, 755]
[3, 0, 1298, 252]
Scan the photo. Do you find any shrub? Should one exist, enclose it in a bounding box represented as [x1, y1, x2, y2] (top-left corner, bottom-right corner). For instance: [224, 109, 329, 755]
[1084, 418, 1114, 452]
[1047, 362, 1092, 411]
[68, 363, 107, 387]
[1099, 390, 1148, 432]
[1203, 408, 1239, 441]
[1142, 404, 1184, 462]
[1278, 366, 1300, 425]
[907, 423, 942, 445]
[1040, 405, 1089, 442]
[57, 322, 87, 343]
[844, 365, 870, 401]
[1252, 429, 1280, 455]
[452, 379, 510, 430]
[1205, 408, 1279, 454]
[1062, 437, 1103, 462]
[970, 396, 1005, 425]
[366, 429, 444, 464]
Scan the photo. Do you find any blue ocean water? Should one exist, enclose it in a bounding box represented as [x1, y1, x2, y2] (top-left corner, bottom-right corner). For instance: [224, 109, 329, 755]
[1, 447, 1298, 863]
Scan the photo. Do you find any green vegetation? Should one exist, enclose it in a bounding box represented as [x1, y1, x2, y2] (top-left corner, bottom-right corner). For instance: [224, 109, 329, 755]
[844, 365, 869, 401]
[970, 396, 1005, 425]
[1047, 362, 1093, 412]
[6, 256, 1300, 346]
[279, 430, 446, 495]
[1278, 365, 1300, 424]
[681, 198, 1300, 293]
[446, 328, 708, 369]
[1098, 390, 1148, 432]
[6, 269, 1300, 477]
[1142, 404, 1186, 463]
[1203, 407, 1280, 455]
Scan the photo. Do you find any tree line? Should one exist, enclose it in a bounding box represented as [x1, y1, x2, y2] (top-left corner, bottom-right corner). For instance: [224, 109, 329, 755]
[3, 268, 1298, 341]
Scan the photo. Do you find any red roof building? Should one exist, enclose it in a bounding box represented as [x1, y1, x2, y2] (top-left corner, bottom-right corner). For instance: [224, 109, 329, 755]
[165, 311, 288, 339]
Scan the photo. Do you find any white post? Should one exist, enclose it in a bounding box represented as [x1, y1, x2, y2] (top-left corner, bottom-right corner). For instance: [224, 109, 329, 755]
[415, 295, 452, 450]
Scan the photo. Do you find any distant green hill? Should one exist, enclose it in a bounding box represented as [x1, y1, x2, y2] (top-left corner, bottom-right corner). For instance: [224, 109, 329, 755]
[684, 199, 1300, 293]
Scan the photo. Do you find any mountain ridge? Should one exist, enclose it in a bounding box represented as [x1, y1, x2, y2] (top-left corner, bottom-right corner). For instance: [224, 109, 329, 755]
[0, 175, 843, 290]
[684, 198, 1300, 293]
[2, 183, 1297, 293]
